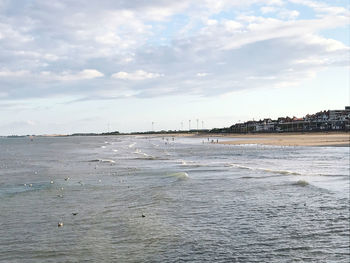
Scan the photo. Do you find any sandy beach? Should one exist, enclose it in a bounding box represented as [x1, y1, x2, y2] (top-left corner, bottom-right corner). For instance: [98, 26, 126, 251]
[212, 132, 350, 147]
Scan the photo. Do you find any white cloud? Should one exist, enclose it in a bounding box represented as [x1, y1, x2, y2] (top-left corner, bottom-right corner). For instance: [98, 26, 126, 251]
[288, 0, 348, 15]
[197, 73, 208, 77]
[111, 70, 163, 80]
[0, 23, 33, 42]
[41, 69, 104, 81]
[303, 35, 349, 52]
[278, 10, 300, 19]
[221, 14, 349, 50]
[223, 20, 243, 32]
[0, 0, 348, 102]
[265, 0, 284, 5]
[207, 19, 218, 26]
[261, 6, 277, 14]
[0, 69, 104, 81]
[13, 51, 59, 61]
[0, 70, 30, 77]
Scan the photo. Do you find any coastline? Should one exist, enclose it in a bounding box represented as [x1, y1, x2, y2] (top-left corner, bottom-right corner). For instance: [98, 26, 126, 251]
[13, 132, 349, 147]
[137, 131, 350, 147]
[211, 132, 350, 147]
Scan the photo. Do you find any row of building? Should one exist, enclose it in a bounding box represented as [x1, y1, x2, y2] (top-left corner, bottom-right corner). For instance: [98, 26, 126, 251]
[211, 106, 350, 133]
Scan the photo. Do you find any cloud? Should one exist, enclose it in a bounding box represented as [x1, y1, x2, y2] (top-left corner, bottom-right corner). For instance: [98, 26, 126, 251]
[0, 0, 348, 103]
[0, 70, 30, 77]
[0, 23, 33, 43]
[196, 73, 208, 77]
[289, 0, 349, 15]
[223, 20, 243, 32]
[278, 10, 300, 19]
[0, 69, 104, 81]
[42, 69, 104, 81]
[0, 120, 37, 130]
[111, 70, 163, 80]
[261, 6, 277, 14]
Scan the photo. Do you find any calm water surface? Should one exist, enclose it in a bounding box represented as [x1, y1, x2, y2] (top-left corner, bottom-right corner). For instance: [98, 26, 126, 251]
[0, 136, 349, 262]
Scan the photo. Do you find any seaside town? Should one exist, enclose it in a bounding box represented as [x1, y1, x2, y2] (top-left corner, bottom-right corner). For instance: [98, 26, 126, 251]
[211, 106, 350, 133]
[4, 106, 350, 137]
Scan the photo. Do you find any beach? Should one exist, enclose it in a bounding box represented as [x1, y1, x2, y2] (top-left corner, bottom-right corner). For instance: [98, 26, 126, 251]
[214, 132, 350, 147]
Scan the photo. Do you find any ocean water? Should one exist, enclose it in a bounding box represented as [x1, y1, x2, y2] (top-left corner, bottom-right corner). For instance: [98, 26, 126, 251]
[0, 135, 349, 262]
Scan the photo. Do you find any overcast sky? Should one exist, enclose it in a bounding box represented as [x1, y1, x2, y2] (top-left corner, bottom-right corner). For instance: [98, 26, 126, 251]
[0, 0, 349, 135]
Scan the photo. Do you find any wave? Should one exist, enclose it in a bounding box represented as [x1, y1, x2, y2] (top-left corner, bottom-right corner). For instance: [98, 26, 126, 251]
[88, 159, 115, 164]
[178, 160, 217, 168]
[179, 160, 202, 167]
[293, 180, 309, 187]
[132, 149, 165, 160]
[133, 149, 153, 158]
[128, 143, 136, 148]
[134, 156, 169, 160]
[0, 182, 55, 198]
[229, 163, 301, 175]
[240, 176, 256, 179]
[166, 172, 189, 180]
[258, 168, 301, 176]
[228, 163, 251, 170]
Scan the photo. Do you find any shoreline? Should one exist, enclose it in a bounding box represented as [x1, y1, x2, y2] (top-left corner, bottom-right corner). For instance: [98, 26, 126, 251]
[137, 131, 350, 147]
[211, 132, 350, 147]
[9, 132, 349, 147]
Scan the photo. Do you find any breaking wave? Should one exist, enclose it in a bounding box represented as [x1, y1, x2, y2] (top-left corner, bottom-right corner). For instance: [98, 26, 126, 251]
[166, 172, 189, 180]
[88, 159, 115, 164]
[128, 143, 136, 148]
[132, 149, 168, 160]
[293, 180, 309, 187]
[258, 168, 301, 176]
[179, 160, 203, 168]
[229, 163, 301, 175]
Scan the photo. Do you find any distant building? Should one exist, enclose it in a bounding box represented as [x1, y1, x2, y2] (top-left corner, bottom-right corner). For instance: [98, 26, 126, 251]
[223, 106, 350, 133]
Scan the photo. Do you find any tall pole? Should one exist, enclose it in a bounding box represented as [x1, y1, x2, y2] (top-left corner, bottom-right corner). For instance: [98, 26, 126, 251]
[189, 120, 191, 131]
[152, 122, 154, 132]
[196, 119, 199, 130]
[181, 122, 183, 131]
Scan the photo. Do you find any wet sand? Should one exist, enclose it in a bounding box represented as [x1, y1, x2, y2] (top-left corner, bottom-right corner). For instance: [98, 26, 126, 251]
[215, 132, 350, 147]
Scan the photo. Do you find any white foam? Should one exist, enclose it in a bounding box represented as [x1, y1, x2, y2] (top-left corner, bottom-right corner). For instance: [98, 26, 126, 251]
[258, 168, 301, 175]
[100, 159, 115, 163]
[167, 172, 189, 180]
[229, 163, 301, 175]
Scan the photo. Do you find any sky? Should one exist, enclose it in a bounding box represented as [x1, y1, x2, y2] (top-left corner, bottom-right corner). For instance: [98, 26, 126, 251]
[0, 0, 349, 135]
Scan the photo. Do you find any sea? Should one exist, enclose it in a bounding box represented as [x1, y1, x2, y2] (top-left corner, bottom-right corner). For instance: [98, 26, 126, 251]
[0, 135, 349, 262]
